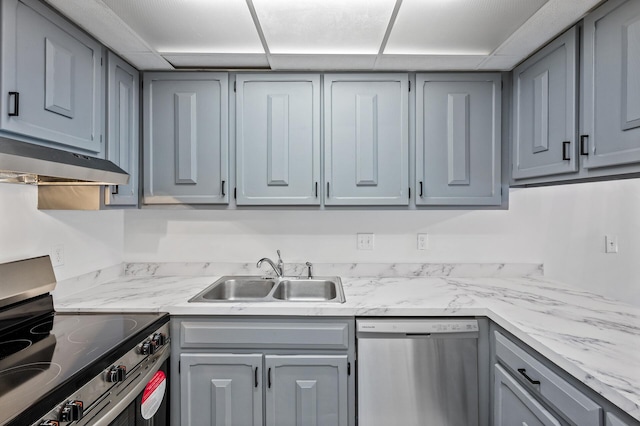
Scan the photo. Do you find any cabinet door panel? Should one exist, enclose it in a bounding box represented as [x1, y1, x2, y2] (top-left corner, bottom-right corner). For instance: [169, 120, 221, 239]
[512, 27, 578, 180]
[265, 355, 348, 426]
[582, 0, 640, 169]
[143, 73, 228, 204]
[416, 73, 501, 205]
[0, 0, 102, 154]
[105, 52, 138, 206]
[494, 364, 561, 426]
[180, 353, 262, 426]
[324, 74, 408, 206]
[236, 75, 320, 205]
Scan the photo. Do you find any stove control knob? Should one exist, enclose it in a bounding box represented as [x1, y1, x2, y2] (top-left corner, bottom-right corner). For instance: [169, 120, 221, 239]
[59, 400, 83, 422]
[140, 340, 157, 355]
[152, 332, 167, 347]
[39, 421, 59, 426]
[107, 365, 127, 383]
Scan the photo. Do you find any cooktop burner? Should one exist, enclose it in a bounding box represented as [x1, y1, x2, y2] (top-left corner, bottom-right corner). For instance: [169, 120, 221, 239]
[0, 298, 168, 426]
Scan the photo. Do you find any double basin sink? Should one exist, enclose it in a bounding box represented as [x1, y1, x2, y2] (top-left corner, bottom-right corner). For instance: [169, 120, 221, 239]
[189, 276, 345, 303]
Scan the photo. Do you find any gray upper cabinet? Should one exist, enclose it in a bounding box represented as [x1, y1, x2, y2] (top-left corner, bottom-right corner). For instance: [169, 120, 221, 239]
[512, 27, 578, 181]
[324, 74, 409, 206]
[104, 52, 138, 207]
[0, 0, 103, 155]
[265, 355, 348, 426]
[582, 0, 640, 170]
[416, 73, 501, 206]
[236, 74, 320, 205]
[180, 353, 262, 426]
[143, 72, 229, 204]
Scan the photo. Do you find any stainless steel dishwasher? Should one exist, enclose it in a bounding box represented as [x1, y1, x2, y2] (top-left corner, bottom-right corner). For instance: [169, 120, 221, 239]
[357, 318, 488, 426]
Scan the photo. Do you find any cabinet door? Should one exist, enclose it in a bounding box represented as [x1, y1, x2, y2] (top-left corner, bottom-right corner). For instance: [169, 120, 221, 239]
[0, 0, 103, 155]
[494, 364, 561, 426]
[236, 74, 320, 205]
[265, 355, 348, 426]
[512, 27, 578, 180]
[324, 74, 408, 206]
[143, 72, 228, 204]
[606, 412, 631, 426]
[582, 0, 640, 169]
[416, 73, 501, 205]
[104, 52, 138, 207]
[180, 353, 262, 426]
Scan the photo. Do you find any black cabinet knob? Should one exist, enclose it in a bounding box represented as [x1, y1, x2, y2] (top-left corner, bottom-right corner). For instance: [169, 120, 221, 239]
[59, 400, 83, 422]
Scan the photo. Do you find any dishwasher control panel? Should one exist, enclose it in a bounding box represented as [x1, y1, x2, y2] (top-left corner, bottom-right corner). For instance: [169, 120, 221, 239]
[357, 319, 479, 335]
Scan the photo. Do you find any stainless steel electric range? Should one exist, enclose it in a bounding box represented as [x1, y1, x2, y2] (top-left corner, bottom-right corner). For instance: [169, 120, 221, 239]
[0, 256, 170, 426]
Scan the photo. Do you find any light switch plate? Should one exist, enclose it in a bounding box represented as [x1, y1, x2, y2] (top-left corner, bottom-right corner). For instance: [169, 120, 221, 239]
[51, 244, 65, 267]
[417, 234, 428, 250]
[605, 235, 618, 253]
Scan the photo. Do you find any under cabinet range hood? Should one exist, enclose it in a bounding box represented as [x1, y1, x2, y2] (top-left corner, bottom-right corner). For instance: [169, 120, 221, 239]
[0, 137, 129, 210]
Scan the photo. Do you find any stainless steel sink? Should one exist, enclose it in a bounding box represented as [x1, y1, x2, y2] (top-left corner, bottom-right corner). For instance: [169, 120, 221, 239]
[189, 276, 345, 303]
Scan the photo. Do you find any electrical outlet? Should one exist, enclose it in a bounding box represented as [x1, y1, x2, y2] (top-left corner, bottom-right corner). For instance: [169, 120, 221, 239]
[357, 233, 374, 250]
[417, 234, 428, 250]
[605, 235, 618, 253]
[51, 244, 65, 267]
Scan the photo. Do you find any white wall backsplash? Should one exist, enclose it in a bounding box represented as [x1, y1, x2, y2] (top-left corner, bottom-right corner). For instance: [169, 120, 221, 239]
[124, 179, 640, 307]
[0, 184, 124, 280]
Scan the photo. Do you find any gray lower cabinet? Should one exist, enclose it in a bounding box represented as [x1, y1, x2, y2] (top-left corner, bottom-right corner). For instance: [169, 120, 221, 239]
[235, 74, 320, 205]
[265, 355, 348, 426]
[143, 72, 229, 204]
[180, 353, 262, 426]
[323, 74, 409, 206]
[494, 364, 561, 426]
[582, 0, 640, 171]
[104, 52, 139, 207]
[416, 73, 502, 205]
[172, 317, 355, 426]
[0, 0, 103, 155]
[511, 26, 578, 181]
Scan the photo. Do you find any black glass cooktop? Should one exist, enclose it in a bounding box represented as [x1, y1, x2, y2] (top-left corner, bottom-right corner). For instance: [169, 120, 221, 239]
[0, 295, 168, 426]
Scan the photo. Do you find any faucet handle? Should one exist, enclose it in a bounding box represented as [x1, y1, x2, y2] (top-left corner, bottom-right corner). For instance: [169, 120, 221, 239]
[276, 249, 282, 261]
[305, 262, 313, 279]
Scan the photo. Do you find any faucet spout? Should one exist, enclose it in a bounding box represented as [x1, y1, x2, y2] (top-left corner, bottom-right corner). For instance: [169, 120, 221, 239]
[257, 257, 283, 277]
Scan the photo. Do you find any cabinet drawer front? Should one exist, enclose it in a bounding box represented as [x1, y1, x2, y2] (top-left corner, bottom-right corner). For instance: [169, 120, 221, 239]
[181, 321, 349, 349]
[495, 331, 601, 426]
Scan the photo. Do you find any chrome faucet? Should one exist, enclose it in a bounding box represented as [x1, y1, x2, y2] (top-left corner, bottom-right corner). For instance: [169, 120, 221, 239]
[257, 249, 284, 277]
[305, 262, 313, 279]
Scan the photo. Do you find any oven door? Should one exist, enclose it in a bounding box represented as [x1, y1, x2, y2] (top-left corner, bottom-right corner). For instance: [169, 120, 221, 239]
[106, 358, 169, 426]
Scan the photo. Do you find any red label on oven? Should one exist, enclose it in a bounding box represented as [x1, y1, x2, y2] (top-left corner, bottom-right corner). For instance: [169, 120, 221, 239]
[141, 370, 166, 419]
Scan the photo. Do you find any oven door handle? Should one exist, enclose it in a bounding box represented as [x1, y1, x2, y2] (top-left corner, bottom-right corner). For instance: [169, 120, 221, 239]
[89, 346, 170, 426]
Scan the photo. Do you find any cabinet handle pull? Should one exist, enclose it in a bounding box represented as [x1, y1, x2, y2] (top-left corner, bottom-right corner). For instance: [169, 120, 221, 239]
[315, 182, 318, 198]
[517, 368, 541, 385]
[268, 367, 272, 388]
[419, 181, 423, 197]
[111, 185, 119, 195]
[221, 180, 226, 196]
[562, 141, 571, 160]
[326, 182, 330, 198]
[8, 92, 19, 116]
[580, 135, 589, 156]
[254, 367, 258, 388]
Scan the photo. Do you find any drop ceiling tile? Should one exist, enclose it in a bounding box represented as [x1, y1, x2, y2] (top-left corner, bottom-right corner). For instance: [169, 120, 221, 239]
[385, 0, 548, 55]
[252, 0, 396, 54]
[269, 54, 378, 70]
[102, 0, 264, 54]
[163, 54, 270, 69]
[122, 53, 174, 70]
[375, 55, 486, 71]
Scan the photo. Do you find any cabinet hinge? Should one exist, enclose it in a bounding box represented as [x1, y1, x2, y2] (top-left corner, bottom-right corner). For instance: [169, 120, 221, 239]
[348, 362, 351, 376]
[408, 187, 411, 199]
[101, 57, 103, 66]
[234, 187, 237, 199]
[178, 360, 181, 373]
[233, 81, 236, 92]
[408, 81, 411, 92]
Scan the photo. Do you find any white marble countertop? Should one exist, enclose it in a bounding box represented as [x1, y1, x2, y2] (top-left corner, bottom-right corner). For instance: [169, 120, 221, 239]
[54, 264, 640, 422]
